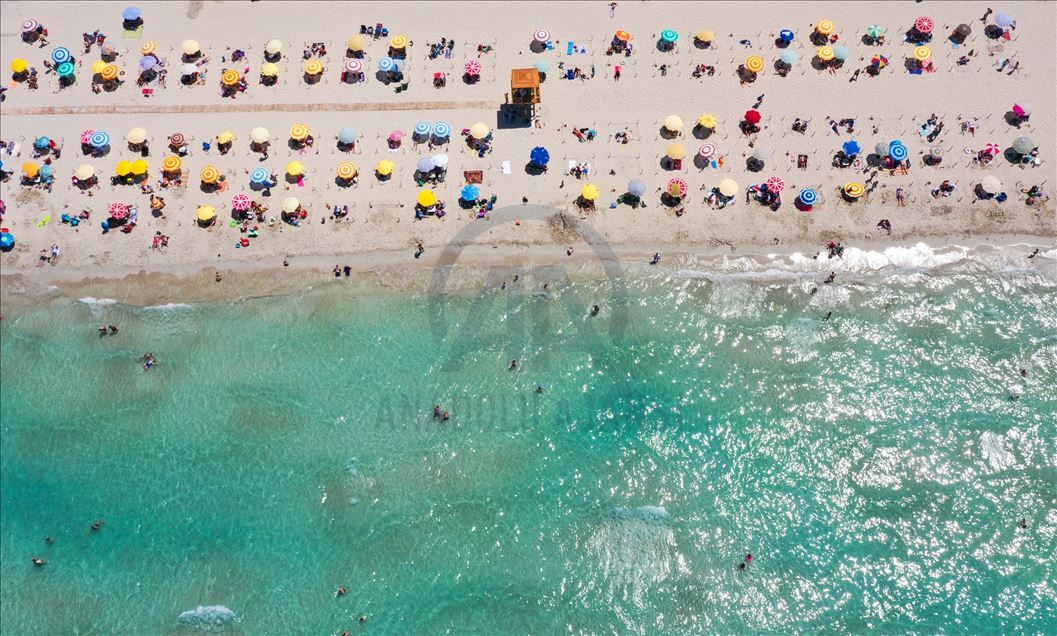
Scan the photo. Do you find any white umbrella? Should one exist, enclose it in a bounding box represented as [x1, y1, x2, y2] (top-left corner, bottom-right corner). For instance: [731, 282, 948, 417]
[181, 64, 199, 76]
[980, 176, 1002, 194]
[431, 154, 449, 169]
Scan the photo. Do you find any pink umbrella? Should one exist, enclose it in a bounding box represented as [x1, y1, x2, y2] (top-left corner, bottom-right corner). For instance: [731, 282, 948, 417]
[231, 193, 251, 211]
[765, 176, 785, 192]
[108, 202, 129, 219]
[914, 16, 934, 34]
[388, 131, 404, 142]
[465, 59, 482, 75]
[534, 29, 550, 43]
[983, 143, 1001, 156]
[344, 58, 362, 73]
[81, 129, 96, 145]
[698, 143, 716, 158]
[1012, 103, 1031, 117]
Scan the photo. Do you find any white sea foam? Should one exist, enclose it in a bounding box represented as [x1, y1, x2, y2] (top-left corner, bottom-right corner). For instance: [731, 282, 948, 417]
[78, 296, 118, 306]
[177, 605, 236, 631]
[143, 302, 193, 311]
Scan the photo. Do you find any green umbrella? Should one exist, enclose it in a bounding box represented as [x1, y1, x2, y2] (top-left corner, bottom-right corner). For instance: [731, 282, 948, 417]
[866, 24, 884, 38]
[1012, 137, 1035, 155]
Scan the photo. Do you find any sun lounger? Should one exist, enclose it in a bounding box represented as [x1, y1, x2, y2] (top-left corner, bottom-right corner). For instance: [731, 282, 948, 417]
[501, 161, 511, 174]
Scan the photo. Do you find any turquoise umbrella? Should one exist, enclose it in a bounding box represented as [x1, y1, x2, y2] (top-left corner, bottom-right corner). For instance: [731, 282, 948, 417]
[338, 127, 358, 144]
[57, 62, 75, 77]
[833, 45, 850, 60]
[660, 29, 679, 43]
[534, 59, 550, 73]
[780, 50, 800, 65]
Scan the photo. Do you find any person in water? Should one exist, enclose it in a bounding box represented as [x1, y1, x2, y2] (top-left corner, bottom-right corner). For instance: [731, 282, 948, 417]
[32, 557, 45, 567]
[509, 359, 518, 370]
[336, 586, 347, 597]
[590, 304, 600, 317]
[442, 411, 450, 421]
[142, 353, 156, 370]
[98, 325, 107, 336]
[434, 405, 441, 418]
[90, 520, 105, 532]
[535, 385, 545, 393]
[108, 324, 118, 335]
[650, 252, 661, 265]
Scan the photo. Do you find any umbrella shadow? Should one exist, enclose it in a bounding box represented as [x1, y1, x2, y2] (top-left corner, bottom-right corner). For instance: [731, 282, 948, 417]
[1003, 111, 1026, 127]
[693, 155, 710, 170]
[810, 57, 825, 71]
[659, 127, 680, 140]
[524, 163, 547, 176]
[1002, 148, 1021, 165]
[984, 25, 1005, 40]
[692, 125, 713, 140]
[529, 40, 547, 54]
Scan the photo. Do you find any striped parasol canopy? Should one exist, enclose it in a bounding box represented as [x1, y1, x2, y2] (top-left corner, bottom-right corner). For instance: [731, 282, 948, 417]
[433, 122, 451, 138]
[765, 176, 785, 192]
[843, 182, 866, 198]
[982, 143, 1001, 156]
[465, 59, 482, 75]
[914, 16, 934, 34]
[52, 47, 72, 64]
[377, 57, 396, 72]
[22, 19, 40, 33]
[200, 165, 220, 183]
[698, 144, 716, 158]
[344, 58, 362, 73]
[534, 29, 550, 43]
[798, 188, 818, 205]
[140, 41, 157, 55]
[290, 124, 310, 141]
[337, 162, 358, 179]
[745, 55, 764, 73]
[667, 178, 688, 198]
[250, 167, 270, 183]
[169, 132, 186, 146]
[414, 121, 432, 137]
[81, 129, 96, 145]
[162, 156, 181, 172]
[304, 59, 323, 75]
[90, 131, 110, 148]
[231, 193, 252, 211]
[221, 69, 240, 86]
[108, 202, 130, 218]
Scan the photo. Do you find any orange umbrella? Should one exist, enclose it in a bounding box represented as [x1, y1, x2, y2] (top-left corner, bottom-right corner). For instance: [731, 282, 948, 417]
[162, 156, 182, 172]
[615, 30, 632, 42]
[200, 165, 220, 183]
[221, 69, 240, 86]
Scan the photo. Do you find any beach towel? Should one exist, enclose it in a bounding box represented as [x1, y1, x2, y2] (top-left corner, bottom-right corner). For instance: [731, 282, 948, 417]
[567, 41, 575, 55]
[122, 26, 144, 39]
[501, 161, 511, 175]
[37, 215, 51, 227]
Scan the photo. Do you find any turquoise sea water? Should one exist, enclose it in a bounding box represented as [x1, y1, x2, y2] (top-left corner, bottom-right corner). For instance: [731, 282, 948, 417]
[2, 263, 1057, 634]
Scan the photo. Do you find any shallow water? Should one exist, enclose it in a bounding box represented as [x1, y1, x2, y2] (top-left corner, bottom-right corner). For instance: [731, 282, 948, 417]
[2, 262, 1057, 634]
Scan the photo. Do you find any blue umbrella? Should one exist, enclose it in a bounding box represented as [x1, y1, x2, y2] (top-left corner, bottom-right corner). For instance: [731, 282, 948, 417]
[0, 233, 15, 250]
[52, 47, 72, 64]
[416, 156, 435, 173]
[122, 6, 141, 20]
[57, 62, 76, 77]
[433, 122, 451, 138]
[798, 188, 818, 205]
[533, 59, 550, 73]
[139, 56, 157, 70]
[34, 136, 50, 149]
[779, 29, 795, 43]
[460, 185, 480, 201]
[833, 45, 850, 61]
[780, 50, 800, 65]
[414, 121, 432, 137]
[378, 57, 395, 72]
[660, 29, 679, 43]
[39, 164, 54, 179]
[888, 140, 908, 161]
[530, 146, 550, 165]
[250, 167, 270, 183]
[842, 140, 861, 156]
[90, 131, 110, 148]
[338, 127, 358, 144]
[627, 179, 647, 196]
[994, 13, 1015, 28]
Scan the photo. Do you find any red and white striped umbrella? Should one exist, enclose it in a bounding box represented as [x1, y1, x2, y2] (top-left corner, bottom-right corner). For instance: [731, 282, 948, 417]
[765, 176, 785, 192]
[666, 178, 688, 198]
[344, 58, 362, 73]
[169, 132, 186, 146]
[80, 129, 96, 145]
[534, 29, 550, 43]
[465, 59, 482, 75]
[108, 202, 129, 219]
[22, 19, 40, 33]
[231, 193, 252, 211]
[698, 143, 716, 159]
[914, 16, 935, 34]
[982, 143, 1001, 156]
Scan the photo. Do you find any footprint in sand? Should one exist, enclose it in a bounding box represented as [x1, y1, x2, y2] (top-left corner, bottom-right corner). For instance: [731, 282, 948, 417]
[186, 1, 204, 19]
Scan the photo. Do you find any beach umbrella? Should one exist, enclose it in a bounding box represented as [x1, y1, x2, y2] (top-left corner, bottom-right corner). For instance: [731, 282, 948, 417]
[982, 142, 1001, 156]
[0, 233, 14, 250]
[34, 136, 50, 150]
[817, 46, 835, 62]
[833, 45, 850, 61]
[130, 159, 148, 175]
[122, 7, 141, 21]
[181, 63, 199, 77]
[338, 127, 358, 144]
[929, 146, 944, 159]
[390, 35, 408, 50]
[667, 178, 688, 198]
[22, 19, 39, 33]
[663, 115, 684, 132]
[57, 62, 75, 77]
[388, 131, 405, 143]
[581, 183, 599, 201]
[303, 59, 323, 76]
[250, 127, 269, 144]
[798, 188, 818, 205]
[431, 154, 449, 169]
[250, 167, 270, 183]
[417, 189, 437, 207]
[843, 182, 865, 198]
[200, 165, 220, 184]
[347, 35, 366, 51]
[1012, 103, 1032, 117]
[433, 122, 452, 138]
[75, 164, 96, 180]
[888, 141, 908, 161]
[265, 39, 283, 55]
[231, 193, 252, 211]
[866, 24, 884, 38]
[375, 160, 395, 176]
[873, 141, 889, 156]
[281, 197, 299, 213]
[378, 57, 396, 72]
[22, 162, 40, 178]
[80, 129, 96, 145]
[530, 146, 550, 165]
[628, 179, 647, 196]
[115, 160, 133, 176]
[666, 143, 686, 160]
[660, 29, 679, 43]
[221, 69, 240, 86]
[913, 46, 931, 61]
[698, 114, 718, 129]
[751, 147, 774, 161]
[181, 40, 201, 56]
[696, 30, 716, 42]
[290, 124, 310, 141]
[534, 59, 551, 73]
[460, 185, 480, 201]
[162, 156, 181, 172]
[914, 16, 934, 34]
[615, 30, 633, 42]
[816, 19, 835, 35]
[1012, 137, 1035, 155]
[140, 41, 156, 55]
[955, 24, 972, 36]
[108, 202, 130, 218]
[11, 59, 29, 73]
[414, 121, 432, 137]
[344, 58, 362, 73]
[470, 122, 490, 139]
[698, 143, 716, 159]
[337, 162, 357, 179]
[744, 109, 761, 124]
[765, 176, 785, 192]
[533, 29, 551, 43]
[465, 59, 482, 75]
[285, 161, 305, 176]
[980, 176, 1002, 194]
[779, 29, 795, 42]
[718, 178, 739, 197]
[92, 60, 108, 74]
[780, 50, 800, 65]
[994, 13, 1015, 28]
[261, 63, 279, 77]
[871, 54, 889, 69]
[52, 47, 72, 64]
[90, 131, 110, 148]
[196, 205, 216, 222]
[138, 56, 156, 71]
[842, 140, 861, 156]
[39, 164, 54, 179]
[745, 55, 765, 73]
[416, 156, 435, 173]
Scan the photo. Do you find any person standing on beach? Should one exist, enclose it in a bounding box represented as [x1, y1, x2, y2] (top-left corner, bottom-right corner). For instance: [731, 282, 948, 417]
[609, 2, 617, 18]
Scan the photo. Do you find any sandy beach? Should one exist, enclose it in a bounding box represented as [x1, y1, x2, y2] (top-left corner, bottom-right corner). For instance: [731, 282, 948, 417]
[1, 0, 1054, 303]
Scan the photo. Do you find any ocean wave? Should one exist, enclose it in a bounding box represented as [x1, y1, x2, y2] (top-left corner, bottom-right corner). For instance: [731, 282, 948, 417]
[78, 296, 118, 306]
[177, 605, 236, 631]
[143, 303, 193, 311]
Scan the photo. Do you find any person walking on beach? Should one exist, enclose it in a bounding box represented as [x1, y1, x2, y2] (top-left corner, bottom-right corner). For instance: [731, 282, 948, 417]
[609, 2, 617, 18]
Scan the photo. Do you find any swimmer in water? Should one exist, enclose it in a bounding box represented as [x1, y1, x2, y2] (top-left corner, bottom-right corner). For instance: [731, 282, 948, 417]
[108, 324, 118, 335]
[535, 386, 545, 393]
[142, 353, 155, 370]
[738, 562, 746, 572]
[745, 553, 753, 564]
[824, 272, 836, 284]
[442, 411, 450, 421]
[650, 252, 661, 265]
[98, 325, 107, 336]
[359, 615, 367, 624]
[32, 557, 45, 567]
[336, 586, 347, 597]
[509, 359, 518, 370]
[1019, 518, 1028, 529]
[90, 520, 104, 532]
[1020, 368, 1028, 377]
[434, 405, 441, 418]
[44, 537, 54, 545]
[824, 311, 833, 320]
[590, 304, 600, 317]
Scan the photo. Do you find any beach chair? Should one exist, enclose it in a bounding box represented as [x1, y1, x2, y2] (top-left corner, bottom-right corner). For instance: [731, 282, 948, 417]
[463, 170, 483, 184]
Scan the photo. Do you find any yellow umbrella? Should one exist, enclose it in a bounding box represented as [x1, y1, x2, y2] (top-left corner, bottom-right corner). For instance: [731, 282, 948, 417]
[417, 189, 437, 207]
[73, 164, 95, 180]
[91, 60, 107, 74]
[913, 46, 931, 61]
[718, 178, 739, 197]
[337, 162, 358, 179]
[216, 131, 235, 144]
[816, 20, 835, 35]
[375, 160, 395, 176]
[696, 30, 716, 42]
[290, 124, 310, 141]
[347, 35, 367, 51]
[126, 127, 147, 144]
[843, 182, 866, 198]
[101, 64, 119, 81]
[196, 205, 217, 221]
[817, 47, 835, 62]
[698, 114, 718, 128]
[663, 115, 684, 132]
[221, 69, 240, 86]
[285, 161, 305, 176]
[11, 58, 29, 73]
[666, 143, 686, 160]
[469, 123, 490, 139]
[304, 59, 324, 75]
[181, 40, 201, 56]
[390, 35, 408, 49]
[130, 159, 148, 175]
[581, 183, 600, 200]
[162, 156, 182, 172]
[261, 62, 279, 77]
[22, 162, 40, 177]
[745, 55, 765, 73]
[250, 127, 269, 144]
[264, 39, 282, 55]
[201, 165, 220, 183]
[115, 160, 134, 176]
[140, 41, 156, 56]
[281, 197, 300, 213]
